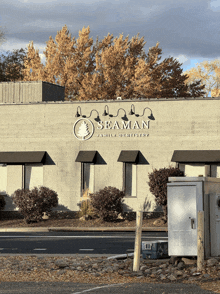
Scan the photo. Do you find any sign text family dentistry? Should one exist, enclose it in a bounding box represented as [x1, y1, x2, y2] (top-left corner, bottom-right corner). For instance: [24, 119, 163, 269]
[73, 118, 150, 140]
[96, 120, 150, 138]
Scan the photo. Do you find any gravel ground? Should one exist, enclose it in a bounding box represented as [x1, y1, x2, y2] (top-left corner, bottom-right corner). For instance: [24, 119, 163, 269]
[0, 255, 219, 293]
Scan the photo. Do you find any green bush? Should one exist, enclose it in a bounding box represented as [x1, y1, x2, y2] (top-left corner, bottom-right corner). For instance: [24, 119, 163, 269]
[12, 186, 58, 223]
[148, 166, 184, 223]
[90, 186, 125, 222]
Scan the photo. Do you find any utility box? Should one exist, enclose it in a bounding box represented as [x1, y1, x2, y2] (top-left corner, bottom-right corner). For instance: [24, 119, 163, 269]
[167, 177, 220, 259]
[142, 240, 168, 259]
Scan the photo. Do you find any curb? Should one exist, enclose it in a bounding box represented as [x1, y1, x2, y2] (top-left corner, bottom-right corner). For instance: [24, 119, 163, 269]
[48, 227, 168, 232]
[0, 227, 168, 233]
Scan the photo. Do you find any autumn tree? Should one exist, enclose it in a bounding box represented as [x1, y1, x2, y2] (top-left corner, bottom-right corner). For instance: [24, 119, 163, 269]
[22, 25, 206, 100]
[0, 48, 27, 82]
[23, 25, 96, 100]
[0, 26, 6, 47]
[22, 41, 44, 81]
[184, 60, 220, 97]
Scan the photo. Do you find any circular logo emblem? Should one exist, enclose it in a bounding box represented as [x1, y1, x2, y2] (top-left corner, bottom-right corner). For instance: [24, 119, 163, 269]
[73, 118, 94, 140]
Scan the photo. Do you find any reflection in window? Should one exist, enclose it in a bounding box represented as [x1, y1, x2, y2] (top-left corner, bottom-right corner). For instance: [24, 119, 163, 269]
[82, 163, 94, 195]
[0, 165, 7, 195]
[124, 163, 136, 197]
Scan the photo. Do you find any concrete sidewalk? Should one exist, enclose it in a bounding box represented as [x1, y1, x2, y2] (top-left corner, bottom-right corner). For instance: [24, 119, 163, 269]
[0, 226, 168, 232]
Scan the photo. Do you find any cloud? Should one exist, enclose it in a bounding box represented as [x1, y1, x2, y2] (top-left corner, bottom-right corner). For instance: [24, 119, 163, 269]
[0, 0, 220, 64]
[175, 54, 188, 64]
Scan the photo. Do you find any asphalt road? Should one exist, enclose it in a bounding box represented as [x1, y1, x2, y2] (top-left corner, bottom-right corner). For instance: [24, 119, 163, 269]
[0, 282, 216, 294]
[0, 231, 168, 255]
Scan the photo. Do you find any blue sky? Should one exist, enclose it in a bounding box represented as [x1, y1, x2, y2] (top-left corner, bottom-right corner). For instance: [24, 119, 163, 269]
[0, 0, 220, 73]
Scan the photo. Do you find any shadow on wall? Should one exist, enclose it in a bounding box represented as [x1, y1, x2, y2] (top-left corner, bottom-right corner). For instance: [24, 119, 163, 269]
[50, 204, 78, 219]
[52, 204, 71, 211]
[138, 151, 149, 165]
[95, 152, 107, 165]
[3, 194, 72, 212]
[44, 153, 56, 165]
[3, 194, 17, 211]
[143, 196, 163, 212]
[122, 196, 163, 214]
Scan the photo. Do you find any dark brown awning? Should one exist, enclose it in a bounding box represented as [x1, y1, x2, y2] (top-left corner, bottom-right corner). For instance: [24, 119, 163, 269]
[117, 150, 139, 163]
[0, 151, 46, 164]
[171, 150, 220, 163]
[75, 151, 97, 163]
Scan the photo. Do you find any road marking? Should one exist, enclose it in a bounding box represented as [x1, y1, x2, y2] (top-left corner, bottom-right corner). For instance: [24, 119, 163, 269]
[0, 236, 168, 239]
[0, 248, 18, 250]
[79, 249, 94, 251]
[72, 283, 124, 293]
[33, 248, 47, 251]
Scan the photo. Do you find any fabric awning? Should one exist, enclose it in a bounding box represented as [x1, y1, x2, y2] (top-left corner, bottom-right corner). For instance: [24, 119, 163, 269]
[75, 151, 97, 163]
[171, 150, 220, 163]
[0, 151, 46, 164]
[117, 150, 139, 163]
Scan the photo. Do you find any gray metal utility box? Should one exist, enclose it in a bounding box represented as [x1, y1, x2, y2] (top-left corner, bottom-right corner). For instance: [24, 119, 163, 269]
[167, 177, 220, 259]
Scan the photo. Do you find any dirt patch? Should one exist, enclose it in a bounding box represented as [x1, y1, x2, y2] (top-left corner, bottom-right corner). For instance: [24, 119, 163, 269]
[0, 216, 167, 228]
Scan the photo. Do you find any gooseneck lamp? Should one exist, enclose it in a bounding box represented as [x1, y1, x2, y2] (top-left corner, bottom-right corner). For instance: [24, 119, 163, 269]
[128, 105, 155, 120]
[82, 109, 101, 122]
[75, 106, 82, 117]
[102, 105, 110, 116]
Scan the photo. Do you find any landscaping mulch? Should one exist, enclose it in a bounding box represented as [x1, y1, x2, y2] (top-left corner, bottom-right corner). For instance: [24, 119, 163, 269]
[0, 216, 167, 228]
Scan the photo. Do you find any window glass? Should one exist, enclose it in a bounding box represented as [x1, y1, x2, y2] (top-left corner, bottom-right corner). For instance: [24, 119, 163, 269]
[6, 165, 23, 195]
[82, 163, 94, 195]
[216, 165, 220, 178]
[184, 164, 206, 177]
[124, 163, 137, 197]
[83, 163, 90, 192]
[0, 165, 7, 195]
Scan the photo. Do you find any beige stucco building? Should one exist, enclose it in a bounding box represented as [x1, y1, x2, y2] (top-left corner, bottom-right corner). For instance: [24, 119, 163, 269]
[1, 81, 220, 214]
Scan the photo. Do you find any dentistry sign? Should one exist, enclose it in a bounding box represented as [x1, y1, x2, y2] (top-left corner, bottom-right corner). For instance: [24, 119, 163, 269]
[73, 105, 152, 141]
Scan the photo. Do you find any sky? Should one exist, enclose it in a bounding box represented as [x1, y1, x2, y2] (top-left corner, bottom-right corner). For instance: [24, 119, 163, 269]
[0, 0, 220, 73]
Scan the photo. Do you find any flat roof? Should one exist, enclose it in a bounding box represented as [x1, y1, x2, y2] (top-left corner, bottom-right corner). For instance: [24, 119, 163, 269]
[0, 96, 219, 105]
[0, 81, 64, 88]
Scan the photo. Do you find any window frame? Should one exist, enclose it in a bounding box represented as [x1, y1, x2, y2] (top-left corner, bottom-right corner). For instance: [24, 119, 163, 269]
[24, 163, 43, 190]
[123, 162, 137, 197]
[81, 162, 95, 197]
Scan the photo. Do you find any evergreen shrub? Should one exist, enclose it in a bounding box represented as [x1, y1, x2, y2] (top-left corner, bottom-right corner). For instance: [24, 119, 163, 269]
[90, 186, 125, 222]
[148, 166, 184, 223]
[12, 186, 58, 223]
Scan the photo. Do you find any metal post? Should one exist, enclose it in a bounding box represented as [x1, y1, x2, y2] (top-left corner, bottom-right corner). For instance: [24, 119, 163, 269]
[133, 210, 143, 271]
[197, 210, 204, 271]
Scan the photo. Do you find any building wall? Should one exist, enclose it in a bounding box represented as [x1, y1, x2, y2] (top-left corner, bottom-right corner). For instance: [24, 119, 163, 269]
[0, 81, 64, 103]
[0, 97, 220, 212]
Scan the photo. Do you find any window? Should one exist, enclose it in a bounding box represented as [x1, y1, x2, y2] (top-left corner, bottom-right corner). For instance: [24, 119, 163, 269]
[124, 163, 137, 197]
[184, 164, 206, 177]
[25, 164, 43, 189]
[7, 165, 23, 195]
[81, 163, 94, 195]
[0, 164, 7, 195]
[179, 163, 212, 177]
